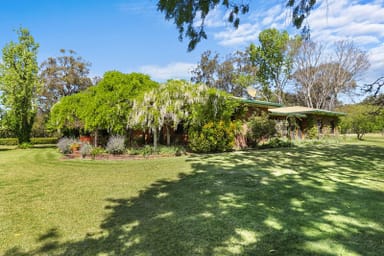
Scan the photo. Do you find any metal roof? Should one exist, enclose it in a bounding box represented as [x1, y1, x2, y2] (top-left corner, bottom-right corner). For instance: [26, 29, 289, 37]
[268, 106, 346, 117]
[234, 97, 283, 108]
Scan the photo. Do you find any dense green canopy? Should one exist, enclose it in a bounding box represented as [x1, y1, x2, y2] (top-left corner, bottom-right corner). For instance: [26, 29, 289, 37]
[49, 71, 158, 134]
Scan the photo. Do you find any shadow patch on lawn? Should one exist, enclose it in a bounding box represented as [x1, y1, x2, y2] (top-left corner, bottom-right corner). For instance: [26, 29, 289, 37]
[0, 147, 16, 152]
[37, 228, 60, 242]
[4, 144, 384, 255]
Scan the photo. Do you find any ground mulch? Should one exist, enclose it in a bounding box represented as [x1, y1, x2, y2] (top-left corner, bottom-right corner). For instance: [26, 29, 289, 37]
[62, 152, 184, 160]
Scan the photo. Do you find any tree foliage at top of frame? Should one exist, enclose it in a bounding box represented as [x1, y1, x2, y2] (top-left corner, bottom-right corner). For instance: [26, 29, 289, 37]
[157, 0, 317, 51]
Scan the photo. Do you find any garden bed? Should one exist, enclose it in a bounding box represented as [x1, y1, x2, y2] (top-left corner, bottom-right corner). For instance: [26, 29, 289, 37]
[63, 151, 186, 160]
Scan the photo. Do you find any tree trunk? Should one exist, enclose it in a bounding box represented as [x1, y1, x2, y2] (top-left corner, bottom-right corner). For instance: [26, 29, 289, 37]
[94, 129, 98, 147]
[18, 113, 33, 143]
[166, 126, 171, 146]
[126, 128, 132, 147]
[153, 128, 158, 150]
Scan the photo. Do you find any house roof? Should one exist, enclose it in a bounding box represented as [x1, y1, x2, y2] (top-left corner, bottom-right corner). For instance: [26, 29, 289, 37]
[235, 97, 283, 108]
[268, 106, 346, 117]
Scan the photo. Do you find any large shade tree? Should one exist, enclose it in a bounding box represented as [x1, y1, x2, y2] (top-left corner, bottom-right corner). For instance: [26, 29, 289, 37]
[0, 28, 40, 143]
[293, 40, 370, 110]
[39, 49, 92, 114]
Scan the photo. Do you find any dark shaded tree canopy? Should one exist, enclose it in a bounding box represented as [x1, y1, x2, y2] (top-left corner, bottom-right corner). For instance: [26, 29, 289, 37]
[157, 0, 317, 51]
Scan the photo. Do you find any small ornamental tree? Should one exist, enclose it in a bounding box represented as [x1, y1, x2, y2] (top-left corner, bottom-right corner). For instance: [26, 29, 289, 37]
[338, 104, 377, 140]
[129, 80, 204, 149]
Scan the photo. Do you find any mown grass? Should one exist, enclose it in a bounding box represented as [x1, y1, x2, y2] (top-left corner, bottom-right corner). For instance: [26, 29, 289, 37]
[1, 135, 383, 255]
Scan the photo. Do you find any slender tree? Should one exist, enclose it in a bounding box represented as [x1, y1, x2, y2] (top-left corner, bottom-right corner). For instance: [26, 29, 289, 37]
[292, 40, 324, 108]
[248, 28, 301, 103]
[0, 28, 40, 143]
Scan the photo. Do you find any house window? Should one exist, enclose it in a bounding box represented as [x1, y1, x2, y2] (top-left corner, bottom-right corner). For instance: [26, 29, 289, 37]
[330, 120, 335, 134]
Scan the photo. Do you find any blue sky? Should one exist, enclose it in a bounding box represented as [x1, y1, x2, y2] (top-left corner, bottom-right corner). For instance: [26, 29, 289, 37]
[0, 0, 383, 92]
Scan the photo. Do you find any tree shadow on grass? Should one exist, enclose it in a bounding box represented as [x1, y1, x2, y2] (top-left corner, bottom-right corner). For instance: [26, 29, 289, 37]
[0, 147, 16, 152]
[4, 144, 384, 255]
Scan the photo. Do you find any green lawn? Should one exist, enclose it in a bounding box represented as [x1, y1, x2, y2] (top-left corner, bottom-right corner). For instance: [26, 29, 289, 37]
[1, 135, 384, 255]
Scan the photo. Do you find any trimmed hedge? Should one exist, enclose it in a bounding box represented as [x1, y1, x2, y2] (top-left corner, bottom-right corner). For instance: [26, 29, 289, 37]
[30, 137, 58, 145]
[0, 137, 58, 145]
[0, 138, 18, 145]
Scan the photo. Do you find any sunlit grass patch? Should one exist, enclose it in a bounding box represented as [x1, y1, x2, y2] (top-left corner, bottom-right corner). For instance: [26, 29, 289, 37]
[1, 134, 384, 255]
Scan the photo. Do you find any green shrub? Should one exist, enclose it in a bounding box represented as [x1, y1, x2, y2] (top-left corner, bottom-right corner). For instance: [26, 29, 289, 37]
[142, 145, 153, 157]
[156, 145, 187, 156]
[188, 132, 211, 153]
[246, 114, 276, 147]
[106, 135, 126, 155]
[30, 137, 58, 145]
[18, 142, 32, 149]
[91, 147, 105, 159]
[0, 138, 18, 145]
[306, 126, 318, 140]
[127, 147, 141, 155]
[188, 121, 238, 153]
[175, 146, 187, 156]
[260, 138, 293, 149]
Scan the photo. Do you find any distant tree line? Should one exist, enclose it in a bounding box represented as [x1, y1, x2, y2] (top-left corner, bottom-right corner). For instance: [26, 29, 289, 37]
[0, 28, 94, 143]
[191, 28, 370, 111]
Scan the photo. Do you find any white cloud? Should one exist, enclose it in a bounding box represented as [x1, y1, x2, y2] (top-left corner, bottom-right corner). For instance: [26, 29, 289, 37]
[208, 0, 384, 48]
[368, 43, 384, 71]
[139, 62, 196, 81]
[211, 1, 290, 46]
[306, 0, 384, 83]
[204, 7, 227, 28]
[214, 23, 261, 46]
[308, 0, 384, 44]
